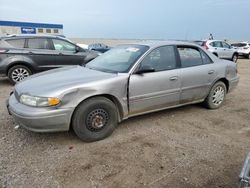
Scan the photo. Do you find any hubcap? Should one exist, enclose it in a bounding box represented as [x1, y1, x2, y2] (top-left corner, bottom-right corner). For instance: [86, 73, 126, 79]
[11, 68, 30, 82]
[86, 109, 109, 131]
[212, 86, 225, 105]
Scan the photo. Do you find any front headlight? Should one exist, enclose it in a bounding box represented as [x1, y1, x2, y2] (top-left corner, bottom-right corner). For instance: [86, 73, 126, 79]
[20, 94, 60, 107]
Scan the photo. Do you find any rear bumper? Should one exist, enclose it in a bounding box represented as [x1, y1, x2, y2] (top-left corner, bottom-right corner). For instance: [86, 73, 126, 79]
[228, 76, 239, 93]
[7, 94, 74, 132]
[239, 152, 250, 188]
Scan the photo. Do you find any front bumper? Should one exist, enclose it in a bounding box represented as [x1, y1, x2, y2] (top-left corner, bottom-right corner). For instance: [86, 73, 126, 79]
[7, 94, 74, 132]
[239, 152, 250, 188]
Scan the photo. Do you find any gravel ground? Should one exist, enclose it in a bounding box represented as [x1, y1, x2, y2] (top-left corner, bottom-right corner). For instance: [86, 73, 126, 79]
[0, 58, 250, 188]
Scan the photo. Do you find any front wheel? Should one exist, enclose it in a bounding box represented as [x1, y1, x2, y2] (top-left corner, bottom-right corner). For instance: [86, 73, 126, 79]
[7, 65, 32, 84]
[204, 81, 227, 109]
[72, 97, 118, 142]
[232, 54, 238, 63]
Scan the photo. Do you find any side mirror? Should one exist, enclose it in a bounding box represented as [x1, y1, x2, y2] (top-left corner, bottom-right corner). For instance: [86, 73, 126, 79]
[75, 46, 83, 53]
[136, 65, 155, 74]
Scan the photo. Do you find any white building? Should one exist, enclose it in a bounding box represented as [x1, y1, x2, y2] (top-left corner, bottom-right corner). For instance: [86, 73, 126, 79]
[0, 20, 63, 36]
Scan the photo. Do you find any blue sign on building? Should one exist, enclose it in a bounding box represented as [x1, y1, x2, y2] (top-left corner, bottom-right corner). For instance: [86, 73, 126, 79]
[21, 27, 36, 34]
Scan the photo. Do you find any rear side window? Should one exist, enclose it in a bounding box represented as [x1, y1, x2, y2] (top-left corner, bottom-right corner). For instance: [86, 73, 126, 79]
[6, 39, 25, 48]
[178, 47, 203, 68]
[200, 50, 213, 64]
[27, 38, 50, 49]
[210, 41, 222, 48]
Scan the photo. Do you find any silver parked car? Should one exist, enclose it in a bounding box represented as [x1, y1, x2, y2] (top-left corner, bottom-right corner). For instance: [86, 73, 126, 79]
[7, 41, 239, 142]
[203, 40, 238, 63]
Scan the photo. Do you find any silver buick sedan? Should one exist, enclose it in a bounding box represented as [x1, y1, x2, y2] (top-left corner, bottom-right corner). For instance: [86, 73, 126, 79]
[7, 41, 239, 142]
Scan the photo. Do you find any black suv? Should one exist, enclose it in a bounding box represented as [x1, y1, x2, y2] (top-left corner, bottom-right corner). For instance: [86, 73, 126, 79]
[0, 35, 99, 84]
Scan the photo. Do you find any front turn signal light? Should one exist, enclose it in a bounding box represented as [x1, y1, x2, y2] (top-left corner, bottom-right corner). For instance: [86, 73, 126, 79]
[48, 97, 60, 106]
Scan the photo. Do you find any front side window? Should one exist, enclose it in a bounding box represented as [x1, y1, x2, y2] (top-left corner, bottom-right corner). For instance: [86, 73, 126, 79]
[178, 47, 203, 68]
[6, 39, 25, 48]
[139, 46, 177, 71]
[86, 45, 149, 73]
[27, 38, 50, 49]
[52, 39, 76, 52]
[222, 42, 230, 49]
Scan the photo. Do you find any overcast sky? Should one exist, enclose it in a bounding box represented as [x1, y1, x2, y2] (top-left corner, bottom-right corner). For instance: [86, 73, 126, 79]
[0, 0, 250, 40]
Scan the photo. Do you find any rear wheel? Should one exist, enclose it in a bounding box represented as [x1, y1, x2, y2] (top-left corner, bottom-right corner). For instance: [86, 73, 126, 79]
[7, 65, 32, 84]
[232, 53, 238, 63]
[204, 81, 227, 109]
[72, 97, 118, 142]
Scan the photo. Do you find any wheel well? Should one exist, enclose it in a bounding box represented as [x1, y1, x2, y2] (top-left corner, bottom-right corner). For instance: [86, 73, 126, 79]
[233, 52, 238, 57]
[70, 94, 124, 128]
[217, 78, 229, 92]
[7, 62, 34, 75]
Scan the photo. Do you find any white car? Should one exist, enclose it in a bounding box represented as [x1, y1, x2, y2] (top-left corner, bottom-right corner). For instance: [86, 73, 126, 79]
[76, 43, 88, 49]
[203, 40, 238, 63]
[231, 42, 250, 59]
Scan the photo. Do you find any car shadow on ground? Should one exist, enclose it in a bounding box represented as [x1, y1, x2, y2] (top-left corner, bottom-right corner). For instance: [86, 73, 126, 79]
[13, 103, 205, 144]
[0, 77, 12, 86]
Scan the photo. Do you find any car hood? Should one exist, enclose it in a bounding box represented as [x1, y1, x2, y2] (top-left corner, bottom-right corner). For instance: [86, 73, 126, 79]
[15, 66, 118, 97]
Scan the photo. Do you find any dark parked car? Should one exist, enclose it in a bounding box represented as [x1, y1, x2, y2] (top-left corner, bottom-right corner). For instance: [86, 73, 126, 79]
[0, 34, 99, 84]
[88, 43, 110, 53]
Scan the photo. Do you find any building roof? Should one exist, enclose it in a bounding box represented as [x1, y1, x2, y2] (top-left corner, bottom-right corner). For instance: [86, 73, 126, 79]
[0, 20, 63, 29]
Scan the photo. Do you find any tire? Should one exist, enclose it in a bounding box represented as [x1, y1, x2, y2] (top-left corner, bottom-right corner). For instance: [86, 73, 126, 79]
[7, 65, 32, 84]
[247, 53, 250, 59]
[72, 97, 118, 142]
[232, 53, 238, 63]
[204, 81, 227, 109]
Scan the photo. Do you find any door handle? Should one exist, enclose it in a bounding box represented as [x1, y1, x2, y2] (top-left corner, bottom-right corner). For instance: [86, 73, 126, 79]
[169, 76, 178, 81]
[208, 70, 215, 74]
[58, 53, 63, 55]
[28, 51, 33, 54]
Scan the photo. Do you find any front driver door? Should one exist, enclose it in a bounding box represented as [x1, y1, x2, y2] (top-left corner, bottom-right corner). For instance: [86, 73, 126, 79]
[129, 45, 181, 116]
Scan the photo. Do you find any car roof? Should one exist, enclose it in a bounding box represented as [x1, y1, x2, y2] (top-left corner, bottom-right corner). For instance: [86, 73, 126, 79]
[0, 34, 65, 40]
[121, 40, 201, 48]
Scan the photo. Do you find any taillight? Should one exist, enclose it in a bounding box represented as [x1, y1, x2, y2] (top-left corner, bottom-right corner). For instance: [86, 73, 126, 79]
[0, 49, 8, 53]
[203, 43, 209, 50]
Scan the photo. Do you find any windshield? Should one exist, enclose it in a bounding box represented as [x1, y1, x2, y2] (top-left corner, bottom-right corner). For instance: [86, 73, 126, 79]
[86, 45, 149, 73]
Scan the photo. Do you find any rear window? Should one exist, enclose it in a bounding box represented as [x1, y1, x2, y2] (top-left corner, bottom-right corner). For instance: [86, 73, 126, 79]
[5, 39, 25, 48]
[27, 38, 50, 49]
